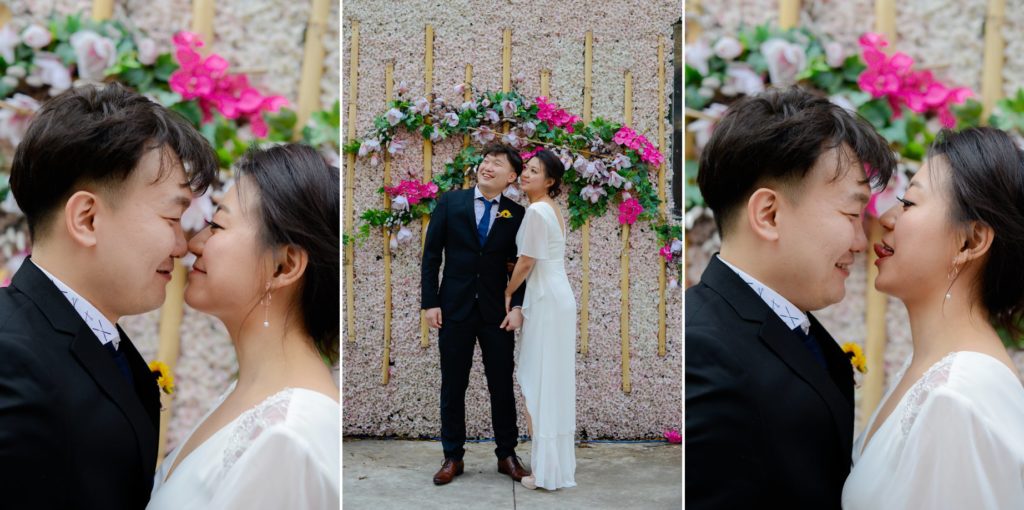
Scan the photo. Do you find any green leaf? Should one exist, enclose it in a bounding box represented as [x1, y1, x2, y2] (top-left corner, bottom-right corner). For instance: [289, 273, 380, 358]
[170, 101, 203, 127]
[54, 42, 76, 66]
[154, 53, 178, 81]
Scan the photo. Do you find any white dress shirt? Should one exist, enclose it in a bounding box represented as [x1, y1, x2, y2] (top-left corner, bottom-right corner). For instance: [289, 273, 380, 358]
[31, 259, 120, 349]
[473, 185, 500, 237]
[717, 255, 811, 334]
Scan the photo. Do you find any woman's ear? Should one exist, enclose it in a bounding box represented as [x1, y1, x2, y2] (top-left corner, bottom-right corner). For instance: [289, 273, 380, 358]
[746, 188, 781, 242]
[270, 244, 309, 289]
[959, 221, 994, 265]
[64, 190, 101, 248]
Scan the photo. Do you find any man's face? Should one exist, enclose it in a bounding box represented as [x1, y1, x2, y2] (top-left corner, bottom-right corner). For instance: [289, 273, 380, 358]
[92, 147, 192, 317]
[477, 153, 517, 195]
[772, 146, 871, 311]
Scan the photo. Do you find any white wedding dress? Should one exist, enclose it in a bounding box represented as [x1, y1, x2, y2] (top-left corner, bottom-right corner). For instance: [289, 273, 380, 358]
[842, 351, 1024, 509]
[515, 201, 577, 490]
[147, 382, 340, 509]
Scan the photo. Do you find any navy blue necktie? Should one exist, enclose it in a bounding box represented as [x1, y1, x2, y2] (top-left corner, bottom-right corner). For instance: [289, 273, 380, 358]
[103, 342, 135, 386]
[795, 327, 828, 370]
[477, 197, 494, 246]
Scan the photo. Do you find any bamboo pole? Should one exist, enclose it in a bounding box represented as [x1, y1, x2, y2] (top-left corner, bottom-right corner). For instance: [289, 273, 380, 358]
[91, 0, 114, 20]
[154, 262, 186, 466]
[859, 2, 896, 430]
[419, 24, 435, 348]
[779, 0, 801, 29]
[192, 0, 215, 49]
[657, 36, 667, 357]
[874, 0, 897, 43]
[345, 20, 360, 343]
[580, 31, 593, 355]
[981, 0, 1006, 121]
[463, 64, 473, 189]
[502, 28, 512, 134]
[621, 71, 633, 394]
[294, 0, 331, 141]
[382, 62, 394, 385]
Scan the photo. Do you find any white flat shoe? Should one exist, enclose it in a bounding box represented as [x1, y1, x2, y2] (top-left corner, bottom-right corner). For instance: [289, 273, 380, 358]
[520, 475, 537, 490]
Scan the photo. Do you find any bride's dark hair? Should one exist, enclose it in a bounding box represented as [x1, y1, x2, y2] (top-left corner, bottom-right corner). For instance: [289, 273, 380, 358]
[235, 143, 339, 364]
[531, 149, 565, 198]
[930, 127, 1024, 337]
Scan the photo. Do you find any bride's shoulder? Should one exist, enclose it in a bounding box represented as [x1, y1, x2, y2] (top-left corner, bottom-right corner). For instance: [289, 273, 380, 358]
[934, 352, 1024, 423]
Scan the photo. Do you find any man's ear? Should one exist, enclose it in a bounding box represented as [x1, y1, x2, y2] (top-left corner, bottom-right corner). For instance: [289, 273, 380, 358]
[746, 187, 782, 242]
[64, 190, 101, 248]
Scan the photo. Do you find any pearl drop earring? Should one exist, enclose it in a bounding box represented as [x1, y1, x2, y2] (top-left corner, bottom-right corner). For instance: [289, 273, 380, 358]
[263, 283, 271, 328]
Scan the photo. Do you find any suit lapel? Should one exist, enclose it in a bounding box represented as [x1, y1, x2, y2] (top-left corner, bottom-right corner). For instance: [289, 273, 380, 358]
[483, 195, 513, 250]
[701, 255, 853, 454]
[463, 190, 481, 247]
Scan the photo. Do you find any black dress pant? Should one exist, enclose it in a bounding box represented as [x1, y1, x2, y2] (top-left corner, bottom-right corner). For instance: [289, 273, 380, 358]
[438, 302, 518, 460]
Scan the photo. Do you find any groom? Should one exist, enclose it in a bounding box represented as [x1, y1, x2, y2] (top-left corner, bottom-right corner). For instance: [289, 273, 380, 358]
[685, 88, 896, 509]
[0, 83, 217, 508]
[422, 142, 530, 485]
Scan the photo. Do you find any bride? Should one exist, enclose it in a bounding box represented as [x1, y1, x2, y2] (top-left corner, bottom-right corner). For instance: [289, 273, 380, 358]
[842, 127, 1024, 509]
[504, 149, 577, 491]
[147, 144, 340, 508]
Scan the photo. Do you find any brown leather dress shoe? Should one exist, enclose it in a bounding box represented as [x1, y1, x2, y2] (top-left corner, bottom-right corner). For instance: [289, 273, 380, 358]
[497, 456, 530, 481]
[433, 458, 464, 485]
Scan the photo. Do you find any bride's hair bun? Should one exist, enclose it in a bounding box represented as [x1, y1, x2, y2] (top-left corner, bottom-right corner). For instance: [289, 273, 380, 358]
[930, 127, 1024, 337]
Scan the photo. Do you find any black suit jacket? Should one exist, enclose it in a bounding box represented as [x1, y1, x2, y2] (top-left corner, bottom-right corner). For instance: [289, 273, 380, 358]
[0, 260, 160, 510]
[421, 189, 526, 324]
[685, 256, 854, 510]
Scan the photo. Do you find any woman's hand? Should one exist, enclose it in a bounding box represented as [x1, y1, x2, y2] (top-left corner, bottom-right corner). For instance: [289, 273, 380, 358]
[504, 293, 512, 314]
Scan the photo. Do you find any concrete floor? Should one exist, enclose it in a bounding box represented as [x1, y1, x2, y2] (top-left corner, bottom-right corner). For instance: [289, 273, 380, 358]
[342, 438, 682, 509]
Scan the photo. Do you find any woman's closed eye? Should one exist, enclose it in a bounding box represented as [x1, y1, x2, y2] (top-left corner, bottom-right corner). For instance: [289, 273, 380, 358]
[896, 196, 915, 209]
[205, 219, 224, 230]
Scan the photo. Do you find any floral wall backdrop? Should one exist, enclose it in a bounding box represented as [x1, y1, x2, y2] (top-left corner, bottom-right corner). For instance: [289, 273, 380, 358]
[0, 1, 340, 454]
[685, 0, 1024, 434]
[342, 0, 682, 440]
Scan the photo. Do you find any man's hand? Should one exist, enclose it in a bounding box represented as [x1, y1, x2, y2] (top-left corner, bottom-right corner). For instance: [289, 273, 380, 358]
[504, 294, 512, 314]
[425, 307, 443, 329]
[500, 307, 523, 331]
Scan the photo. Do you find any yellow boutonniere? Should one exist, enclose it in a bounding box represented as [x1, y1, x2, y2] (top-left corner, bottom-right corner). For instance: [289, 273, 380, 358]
[149, 361, 175, 395]
[497, 209, 512, 219]
[841, 342, 868, 374]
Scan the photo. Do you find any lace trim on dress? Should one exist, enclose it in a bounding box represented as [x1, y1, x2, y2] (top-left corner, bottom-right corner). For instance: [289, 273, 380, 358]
[221, 388, 295, 474]
[899, 352, 957, 436]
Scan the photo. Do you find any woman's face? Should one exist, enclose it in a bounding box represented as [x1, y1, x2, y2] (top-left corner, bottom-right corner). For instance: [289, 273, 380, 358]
[875, 158, 963, 302]
[519, 158, 552, 196]
[185, 178, 270, 324]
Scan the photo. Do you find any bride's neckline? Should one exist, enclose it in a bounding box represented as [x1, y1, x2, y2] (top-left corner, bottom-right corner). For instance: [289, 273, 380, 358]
[858, 350, 1019, 457]
[162, 384, 336, 483]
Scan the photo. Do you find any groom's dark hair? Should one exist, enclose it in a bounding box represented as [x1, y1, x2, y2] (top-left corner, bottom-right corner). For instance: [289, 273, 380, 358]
[10, 82, 218, 240]
[481, 142, 524, 176]
[698, 87, 896, 237]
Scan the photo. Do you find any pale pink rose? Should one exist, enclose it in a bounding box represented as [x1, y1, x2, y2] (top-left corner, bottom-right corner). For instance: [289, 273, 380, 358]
[484, 109, 500, 123]
[180, 189, 215, 233]
[31, 52, 71, 93]
[385, 107, 405, 126]
[70, 30, 117, 81]
[825, 41, 847, 68]
[0, 93, 41, 146]
[760, 38, 807, 87]
[713, 36, 743, 60]
[5, 65, 25, 78]
[501, 100, 516, 118]
[21, 25, 52, 49]
[444, 112, 459, 127]
[412, 97, 431, 115]
[453, 83, 466, 95]
[396, 226, 413, 244]
[396, 81, 410, 96]
[866, 168, 908, 218]
[685, 39, 712, 75]
[392, 195, 409, 211]
[0, 26, 18, 64]
[686, 103, 728, 151]
[136, 37, 158, 65]
[521, 121, 536, 137]
[724, 63, 764, 96]
[459, 100, 477, 112]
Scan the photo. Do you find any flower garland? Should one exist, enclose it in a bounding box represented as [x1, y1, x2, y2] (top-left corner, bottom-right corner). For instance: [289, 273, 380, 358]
[345, 81, 673, 270]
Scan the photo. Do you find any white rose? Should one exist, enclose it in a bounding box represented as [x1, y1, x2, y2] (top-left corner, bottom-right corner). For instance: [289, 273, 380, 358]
[712, 36, 743, 60]
[21, 25, 52, 49]
[70, 30, 117, 81]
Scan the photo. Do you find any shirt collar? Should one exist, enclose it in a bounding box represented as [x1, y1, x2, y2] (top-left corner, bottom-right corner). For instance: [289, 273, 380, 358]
[31, 260, 121, 349]
[474, 186, 500, 203]
[717, 255, 811, 334]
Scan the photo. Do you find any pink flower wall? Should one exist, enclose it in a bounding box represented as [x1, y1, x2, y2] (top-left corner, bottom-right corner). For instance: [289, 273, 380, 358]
[343, 0, 682, 439]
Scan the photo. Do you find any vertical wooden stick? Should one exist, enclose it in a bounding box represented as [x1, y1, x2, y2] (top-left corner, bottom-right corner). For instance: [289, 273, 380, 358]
[874, 0, 897, 43]
[345, 20, 360, 343]
[502, 28, 512, 134]
[154, 261, 186, 466]
[621, 71, 633, 394]
[779, 0, 801, 29]
[420, 24, 435, 348]
[981, 0, 1006, 121]
[382, 62, 394, 385]
[295, 0, 331, 141]
[463, 64, 473, 189]
[191, 0, 215, 50]
[580, 30, 593, 355]
[657, 36, 668, 357]
[92, 0, 114, 20]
